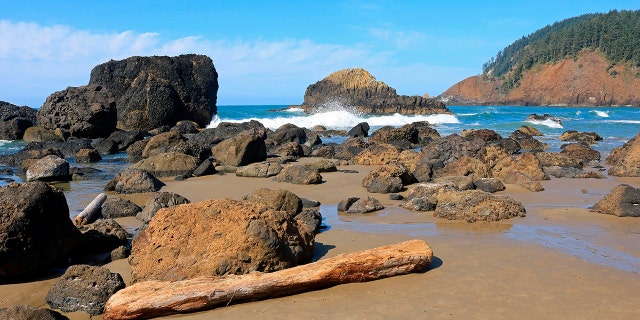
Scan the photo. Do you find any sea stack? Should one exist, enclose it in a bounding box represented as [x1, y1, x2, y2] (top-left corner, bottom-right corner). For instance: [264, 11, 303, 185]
[300, 68, 451, 115]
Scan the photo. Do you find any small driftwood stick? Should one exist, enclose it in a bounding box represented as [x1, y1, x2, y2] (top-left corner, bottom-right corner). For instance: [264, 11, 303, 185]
[73, 192, 107, 226]
[103, 239, 433, 320]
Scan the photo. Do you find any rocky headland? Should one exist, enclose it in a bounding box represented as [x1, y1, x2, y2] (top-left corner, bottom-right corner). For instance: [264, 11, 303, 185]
[299, 68, 451, 114]
[438, 50, 640, 106]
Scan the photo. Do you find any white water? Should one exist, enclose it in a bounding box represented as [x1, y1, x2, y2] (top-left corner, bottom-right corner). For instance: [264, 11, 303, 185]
[525, 118, 564, 129]
[207, 107, 459, 131]
[592, 110, 610, 118]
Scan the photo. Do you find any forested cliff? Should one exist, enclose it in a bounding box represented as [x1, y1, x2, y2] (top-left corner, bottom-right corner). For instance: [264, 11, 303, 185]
[439, 10, 640, 106]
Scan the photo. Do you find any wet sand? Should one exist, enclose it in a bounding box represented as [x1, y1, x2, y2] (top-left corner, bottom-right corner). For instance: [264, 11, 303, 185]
[2, 159, 640, 319]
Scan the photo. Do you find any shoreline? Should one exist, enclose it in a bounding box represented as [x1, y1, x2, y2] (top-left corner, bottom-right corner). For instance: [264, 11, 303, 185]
[3, 159, 639, 319]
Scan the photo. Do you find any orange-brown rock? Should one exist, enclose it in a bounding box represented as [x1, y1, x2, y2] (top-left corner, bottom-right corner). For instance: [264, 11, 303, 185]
[439, 51, 640, 106]
[353, 143, 402, 165]
[433, 189, 526, 222]
[301, 68, 451, 114]
[606, 133, 640, 177]
[129, 198, 315, 283]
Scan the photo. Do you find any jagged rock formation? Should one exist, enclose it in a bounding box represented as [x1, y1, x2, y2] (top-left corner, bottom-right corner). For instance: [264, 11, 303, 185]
[36, 85, 117, 138]
[300, 68, 451, 114]
[89, 54, 218, 131]
[438, 51, 640, 106]
[0, 101, 37, 140]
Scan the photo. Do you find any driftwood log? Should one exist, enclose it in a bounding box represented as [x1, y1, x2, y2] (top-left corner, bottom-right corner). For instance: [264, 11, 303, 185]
[74, 192, 107, 226]
[103, 239, 433, 320]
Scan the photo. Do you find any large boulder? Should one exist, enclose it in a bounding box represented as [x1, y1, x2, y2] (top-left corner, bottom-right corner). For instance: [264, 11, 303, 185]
[352, 143, 402, 165]
[22, 127, 64, 143]
[104, 168, 165, 194]
[101, 198, 142, 218]
[362, 163, 414, 194]
[25, 155, 71, 182]
[559, 130, 603, 144]
[0, 181, 81, 279]
[606, 133, 640, 177]
[129, 198, 315, 282]
[142, 131, 186, 158]
[211, 129, 267, 166]
[46, 264, 125, 315]
[418, 134, 486, 172]
[346, 196, 385, 214]
[273, 165, 322, 184]
[300, 68, 451, 115]
[89, 54, 218, 131]
[591, 184, 640, 217]
[0, 101, 37, 140]
[36, 85, 117, 138]
[131, 152, 199, 177]
[433, 189, 527, 222]
[560, 143, 601, 164]
[236, 162, 283, 178]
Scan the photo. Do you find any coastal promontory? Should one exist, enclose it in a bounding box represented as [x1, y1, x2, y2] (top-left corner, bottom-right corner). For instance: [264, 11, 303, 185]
[300, 68, 450, 114]
[438, 10, 640, 106]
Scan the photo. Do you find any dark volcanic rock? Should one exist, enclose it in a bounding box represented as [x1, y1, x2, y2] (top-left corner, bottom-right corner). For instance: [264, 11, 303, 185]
[101, 198, 142, 218]
[346, 196, 385, 214]
[76, 219, 129, 254]
[300, 68, 451, 115]
[75, 147, 102, 163]
[104, 168, 165, 194]
[211, 129, 267, 167]
[136, 192, 191, 224]
[89, 54, 218, 131]
[46, 264, 125, 315]
[348, 122, 370, 137]
[131, 152, 199, 177]
[36, 85, 117, 138]
[0, 101, 37, 140]
[273, 165, 322, 184]
[0, 181, 81, 280]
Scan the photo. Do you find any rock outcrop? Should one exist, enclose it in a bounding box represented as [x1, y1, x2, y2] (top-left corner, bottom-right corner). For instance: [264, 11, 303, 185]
[300, 68, 451, 114]
[89, 54, 218, 131]
[36, 85, 117, 138]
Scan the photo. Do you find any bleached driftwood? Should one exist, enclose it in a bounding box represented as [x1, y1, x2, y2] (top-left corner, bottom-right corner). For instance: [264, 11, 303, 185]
[73, 192, 107, 226]
[103, 239, 433, 320]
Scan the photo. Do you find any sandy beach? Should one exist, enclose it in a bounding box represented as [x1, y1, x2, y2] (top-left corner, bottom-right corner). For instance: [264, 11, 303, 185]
[1, 159, 640, 319]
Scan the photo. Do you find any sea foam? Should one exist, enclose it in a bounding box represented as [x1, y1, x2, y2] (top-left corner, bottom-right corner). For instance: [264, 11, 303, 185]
[592, 110, 610, 118]
[525, 118, 563, 129]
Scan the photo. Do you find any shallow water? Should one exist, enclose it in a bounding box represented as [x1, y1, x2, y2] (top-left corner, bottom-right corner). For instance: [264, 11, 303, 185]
[319, 204, 640, 274]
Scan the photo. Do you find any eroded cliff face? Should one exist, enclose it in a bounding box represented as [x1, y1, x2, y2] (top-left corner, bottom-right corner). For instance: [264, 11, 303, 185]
[439, 51, 640, 106]
[301, 68, 451, 114]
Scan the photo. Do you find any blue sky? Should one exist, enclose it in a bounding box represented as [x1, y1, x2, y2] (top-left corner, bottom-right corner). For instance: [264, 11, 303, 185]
[1, 0, 638, 107]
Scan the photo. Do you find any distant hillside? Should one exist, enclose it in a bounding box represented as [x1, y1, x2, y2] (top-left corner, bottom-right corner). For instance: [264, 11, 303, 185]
[439, 10, 640, 106]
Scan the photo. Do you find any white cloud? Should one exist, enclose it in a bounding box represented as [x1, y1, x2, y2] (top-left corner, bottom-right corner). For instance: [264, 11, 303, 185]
[0, 20, 474, 106]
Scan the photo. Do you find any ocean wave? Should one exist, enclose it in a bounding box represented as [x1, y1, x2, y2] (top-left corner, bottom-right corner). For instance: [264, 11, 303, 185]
[591, 110, 610, 118]
[605, 120, 640, 124]
[283, 107, 305, 113]
[208, 109, 459, 130]
[525, 118, 564, 128]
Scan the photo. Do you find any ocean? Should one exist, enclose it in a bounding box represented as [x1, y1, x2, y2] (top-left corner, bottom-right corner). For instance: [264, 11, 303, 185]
[0, 104, 639, 216]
